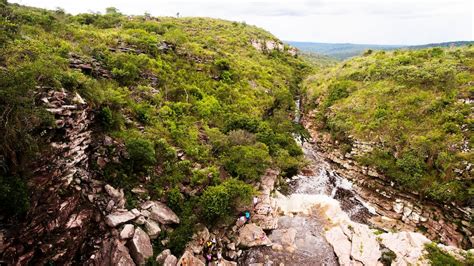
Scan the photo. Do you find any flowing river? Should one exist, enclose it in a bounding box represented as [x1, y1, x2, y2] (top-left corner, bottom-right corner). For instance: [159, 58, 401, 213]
[239, 138, 379, 265]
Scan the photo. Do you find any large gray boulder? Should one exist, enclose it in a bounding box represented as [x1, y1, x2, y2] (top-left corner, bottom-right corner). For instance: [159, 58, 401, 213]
[105, 211, 136, 227]
[144, 201, 180, 224]
[128, 227, 153, 265]
[238, 223, 271, 247]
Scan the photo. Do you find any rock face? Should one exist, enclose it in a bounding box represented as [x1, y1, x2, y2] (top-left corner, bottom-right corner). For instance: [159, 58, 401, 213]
[143, 201, 180, 224]
[128, 227, 153, 265]
[238, 224, 271, 247]
[177, 250, 205, 266]
[1, 89, 98, 264]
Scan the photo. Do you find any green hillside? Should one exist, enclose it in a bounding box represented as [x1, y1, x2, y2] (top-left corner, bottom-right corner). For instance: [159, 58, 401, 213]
[0, 1, 308, 252]
[305, 47, 474, 205]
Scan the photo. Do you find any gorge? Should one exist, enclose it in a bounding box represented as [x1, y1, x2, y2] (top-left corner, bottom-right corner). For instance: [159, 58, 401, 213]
[0, 1, 473, 265]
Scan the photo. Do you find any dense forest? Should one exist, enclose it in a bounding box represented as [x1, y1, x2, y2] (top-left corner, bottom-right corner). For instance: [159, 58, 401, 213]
[305, 47, 473, 206]
[0, 0, 308, 256]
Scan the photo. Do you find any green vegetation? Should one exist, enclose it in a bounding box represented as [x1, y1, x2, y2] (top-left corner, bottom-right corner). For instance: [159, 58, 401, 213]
[306, 47, 474, 205]
[0, 1, 308, 253]
[425, 243, 474, 266]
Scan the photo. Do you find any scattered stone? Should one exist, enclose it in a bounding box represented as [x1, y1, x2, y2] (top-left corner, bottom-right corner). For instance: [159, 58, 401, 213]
[280, 228, 297, 252]
[141, 209, 151, 218]
[91, 238, 135, 265]
[128, 227, 153, 265]
[120, 224, 135, 240]
[156, 249, 178, 266]
[132, 187, 148, 194]
[97, 157, 107, 169]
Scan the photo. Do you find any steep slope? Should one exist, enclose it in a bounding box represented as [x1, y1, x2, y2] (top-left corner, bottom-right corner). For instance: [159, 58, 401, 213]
[0, 2, 308, 264]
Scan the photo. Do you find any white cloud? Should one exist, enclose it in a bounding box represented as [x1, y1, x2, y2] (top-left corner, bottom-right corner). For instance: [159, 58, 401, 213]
[8, 0, 473, 44]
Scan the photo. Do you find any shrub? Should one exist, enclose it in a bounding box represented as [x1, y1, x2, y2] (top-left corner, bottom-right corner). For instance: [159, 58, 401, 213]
[323, 80, 352, 108]
[126, 138, 156, 172]
[424, 243, 464, 266]
[0, 175, 29, 217]
[224, 144, 271, 181]
[199, 179, 254, 223]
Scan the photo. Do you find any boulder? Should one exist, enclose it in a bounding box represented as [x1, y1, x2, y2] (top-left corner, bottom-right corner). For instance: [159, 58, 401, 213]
[144, 219, 161, 239]
[120, 224, 135, 240]
[91, 238, 135, 266]
[156, 249, 178, 266]
[149, 202, 180, 224]
[105, 211, 136, 227]
[238, 224, 271, 247]
[128, 227, 153, 265]
[177, 250, 205, 266]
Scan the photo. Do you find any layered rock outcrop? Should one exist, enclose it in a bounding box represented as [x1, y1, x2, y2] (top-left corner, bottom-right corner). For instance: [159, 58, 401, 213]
[0, 89, 180, 265]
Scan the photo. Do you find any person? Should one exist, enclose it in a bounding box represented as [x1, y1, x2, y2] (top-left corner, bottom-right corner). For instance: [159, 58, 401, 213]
[253, 196, 259, 207]
[244, 210, 251, 223]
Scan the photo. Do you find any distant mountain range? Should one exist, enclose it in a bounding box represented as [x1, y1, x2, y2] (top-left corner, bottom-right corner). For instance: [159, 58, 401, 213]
[287, 41, 474, 60]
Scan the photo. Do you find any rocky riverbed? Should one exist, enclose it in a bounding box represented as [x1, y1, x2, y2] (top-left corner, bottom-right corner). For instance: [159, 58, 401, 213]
[238, 136, 473, 265]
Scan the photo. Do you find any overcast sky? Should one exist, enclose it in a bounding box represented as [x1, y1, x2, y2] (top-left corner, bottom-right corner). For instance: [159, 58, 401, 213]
[9, 0, 474, 45]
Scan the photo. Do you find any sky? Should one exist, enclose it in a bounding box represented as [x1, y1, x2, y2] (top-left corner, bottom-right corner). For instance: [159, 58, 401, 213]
[9, 0, 474, 45]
